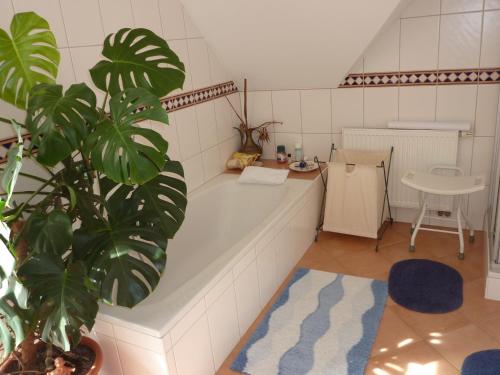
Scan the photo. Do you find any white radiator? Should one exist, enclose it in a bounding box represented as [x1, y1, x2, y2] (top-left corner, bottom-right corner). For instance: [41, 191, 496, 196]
[342, 128, 459, 210]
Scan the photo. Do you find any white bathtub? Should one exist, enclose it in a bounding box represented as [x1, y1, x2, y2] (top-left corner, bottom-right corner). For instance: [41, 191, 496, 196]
[92, 172, 322, 375]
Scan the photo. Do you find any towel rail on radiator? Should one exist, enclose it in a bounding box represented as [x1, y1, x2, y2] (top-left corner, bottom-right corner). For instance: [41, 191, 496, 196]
[342, 128, 459, 211]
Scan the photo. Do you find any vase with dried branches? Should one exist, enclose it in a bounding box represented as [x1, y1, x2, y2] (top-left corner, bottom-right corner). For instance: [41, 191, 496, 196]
[226, 79, 281, 156]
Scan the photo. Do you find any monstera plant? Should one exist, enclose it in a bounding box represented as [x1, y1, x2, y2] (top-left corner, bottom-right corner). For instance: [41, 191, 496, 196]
[0, 11, 187, 372]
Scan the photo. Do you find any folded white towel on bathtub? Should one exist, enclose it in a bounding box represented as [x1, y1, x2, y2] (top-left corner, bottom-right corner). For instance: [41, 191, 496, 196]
[238, 166, 289, 185]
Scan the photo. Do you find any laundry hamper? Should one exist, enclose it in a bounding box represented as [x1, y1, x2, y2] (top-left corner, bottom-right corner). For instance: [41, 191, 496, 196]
[323, 149, 392, 240]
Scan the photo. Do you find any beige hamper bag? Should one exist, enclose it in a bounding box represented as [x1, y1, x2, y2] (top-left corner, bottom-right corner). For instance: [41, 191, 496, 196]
[323, 149, 390, 239]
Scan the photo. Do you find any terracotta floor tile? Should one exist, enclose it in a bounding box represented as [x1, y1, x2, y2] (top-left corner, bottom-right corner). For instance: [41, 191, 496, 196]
[366, 341, 459, 375]
[461, 278, 500, 323]
[389, 304, 470, 339]
[427, 324, 500, 369]
[476, 312, 500, 344]
[370, 308, 422, 357]
[335, 250, 393, 280]
[297, 245, 349, 274]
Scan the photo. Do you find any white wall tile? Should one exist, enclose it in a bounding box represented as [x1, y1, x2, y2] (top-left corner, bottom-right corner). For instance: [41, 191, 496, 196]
[402, 0, 441, 17]
[261, 132, 276, 159]
[245, 91, 273, 127]
[159, 0, 186, 40]
[69, 45, 106, 104]
[0, 1, 13, 30]
[480, 11, 500, 68]
[214, 95, 240, 143]
[183, 7, 202, 38]
[363, 87, 398, 128]
[98, 0, 134, 36]
[206, 286, 240, 370]
[364, 20, 400, 73]
[130, 0, 163, 36]
[436, 85, 477, 124]
[300, 89, 332, 133]
[439, 13, 482, 69]
[150, 119, 181, 161]
[441, 0, 483, 13]
[274, 133, 302, 160]
[202, 146, 222, 181]
[302, 133, 333, 162]
[173, 316, 215, 375]
[59, 0, 104, 46]
[183, 153, 204, 192]
[272, 91, 301, 133]
[13, 0, 68, 47]
[234, 261, 261, 335]
[187, 39, 212, 89]
[475, 84, 500, 137]
[485, 0, 500, 9]
[348, 56, 364, 75]
[57, 48, 76, 88]
[332, 88, 363, 132]
[400, 16, 440, 71]
[208, 48, 231, 84]
[174, 107, 200, 160]
[471, 137, 495, 184]
[116, 340, 168, 375]
[196, 101, 218, 150]
[457, 136, 473, 173]
[167, 39, 193, 93]
[399, 86, 437, 121]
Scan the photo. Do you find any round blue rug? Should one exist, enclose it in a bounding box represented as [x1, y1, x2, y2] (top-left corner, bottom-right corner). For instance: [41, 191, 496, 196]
[388, 259, 463, 313]
[462, 350, 500, 375]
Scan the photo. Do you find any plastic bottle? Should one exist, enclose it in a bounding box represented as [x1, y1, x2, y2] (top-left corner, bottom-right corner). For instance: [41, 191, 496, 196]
[294, 143, 303, 162]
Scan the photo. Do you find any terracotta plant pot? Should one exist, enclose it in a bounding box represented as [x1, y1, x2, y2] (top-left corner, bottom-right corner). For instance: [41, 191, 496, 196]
[80, 336, 103, 375]
[0, 336, 103, 375]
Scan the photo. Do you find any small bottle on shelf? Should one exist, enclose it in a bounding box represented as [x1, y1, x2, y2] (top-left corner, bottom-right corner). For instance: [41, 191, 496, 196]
[276, 145, 287, 163]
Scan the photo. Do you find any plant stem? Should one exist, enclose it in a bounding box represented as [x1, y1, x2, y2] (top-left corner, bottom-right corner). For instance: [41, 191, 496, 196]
[225, 96, 245, 126]
[0, 117, 26, 128]
[0, 190, 53, 196]
[0, 168, 54, 186]
[243, 79, 248, 127]
[8, 175, 58, 221]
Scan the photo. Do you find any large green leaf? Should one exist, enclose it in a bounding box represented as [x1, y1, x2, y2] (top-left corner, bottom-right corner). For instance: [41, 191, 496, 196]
[132, 160, 187, 238]
[26, 83, 98, 166]
[1, 121, 23, 209]
[23, 210, 73, 256]
[84, 88, 169, 185]
[0, 222, 27, 360]
[74, 163, 187, 307]
[90, 28, 184, 97]
[18, 256, 97, 351]
[0, 12, 59, 109]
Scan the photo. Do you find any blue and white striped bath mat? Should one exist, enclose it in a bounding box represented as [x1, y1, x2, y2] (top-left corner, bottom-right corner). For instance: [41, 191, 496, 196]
[231, 268, 387, 375]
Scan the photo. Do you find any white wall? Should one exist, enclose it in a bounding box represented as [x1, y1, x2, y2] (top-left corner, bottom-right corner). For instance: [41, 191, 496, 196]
[241, 0, 500, 228]
[181, 0, 409, 90]
[0, 0, 241, 193]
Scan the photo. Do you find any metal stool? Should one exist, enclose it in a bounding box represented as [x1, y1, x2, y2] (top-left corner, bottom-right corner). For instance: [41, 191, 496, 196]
[401, 165, 485, 259]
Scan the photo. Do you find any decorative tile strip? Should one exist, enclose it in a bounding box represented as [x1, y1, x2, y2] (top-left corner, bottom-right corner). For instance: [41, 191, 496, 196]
[161, 80, 238, 112]
[0, 81, 239, 164]
[340, 67, 500, 88]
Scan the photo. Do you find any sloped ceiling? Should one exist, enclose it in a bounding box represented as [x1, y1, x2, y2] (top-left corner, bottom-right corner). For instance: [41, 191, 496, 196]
[180, 0, 410, 90]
